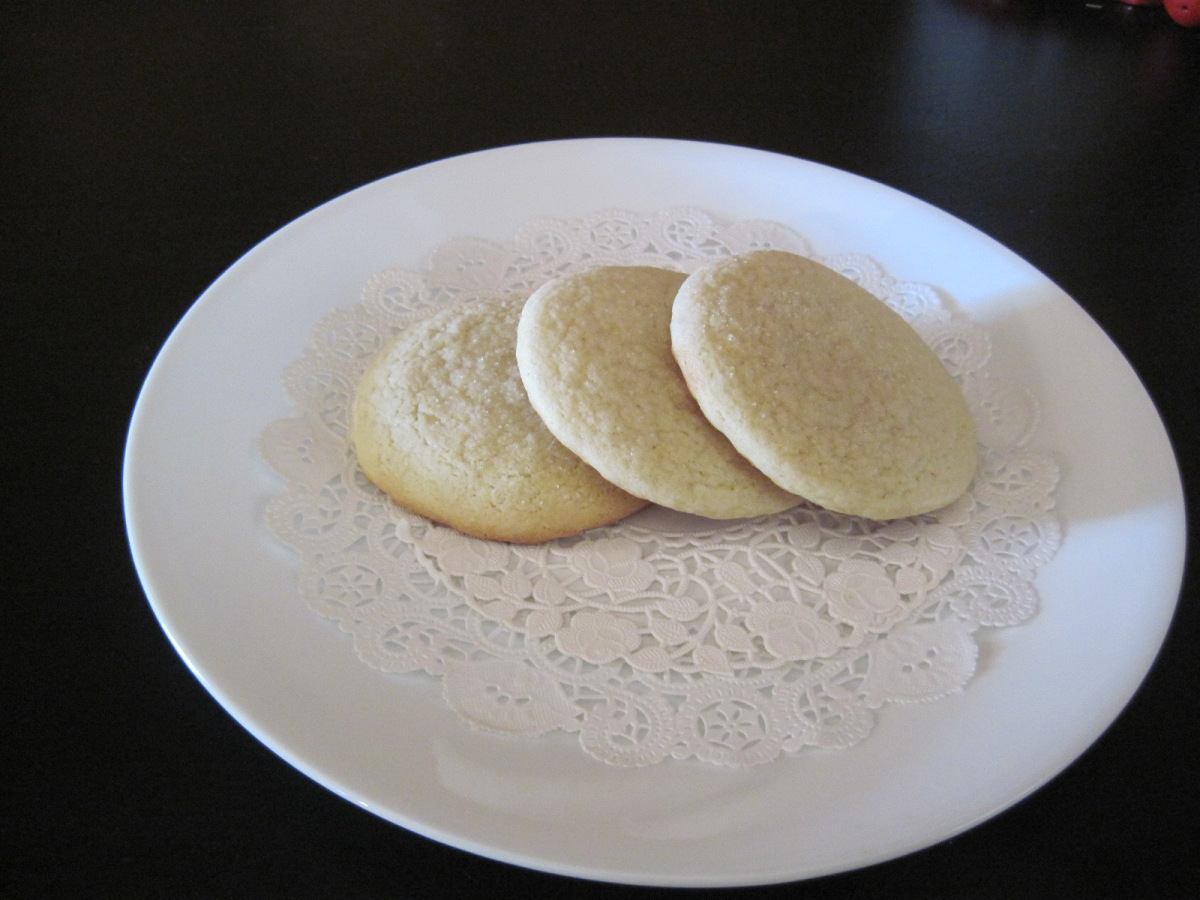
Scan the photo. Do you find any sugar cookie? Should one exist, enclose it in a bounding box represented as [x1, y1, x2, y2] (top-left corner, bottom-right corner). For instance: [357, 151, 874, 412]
[516, 266, 801, 519]
[671, 250, 976, 519]
[351, 294, 648, 543]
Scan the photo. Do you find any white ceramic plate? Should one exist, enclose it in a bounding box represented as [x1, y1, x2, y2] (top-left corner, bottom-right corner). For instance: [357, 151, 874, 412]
[123, 139, 1185, 887]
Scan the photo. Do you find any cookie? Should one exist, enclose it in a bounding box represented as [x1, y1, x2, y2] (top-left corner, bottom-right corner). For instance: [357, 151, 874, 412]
[515, 266, 801, 519]
[351, 293, 648, 543]
[670, 250, 977, 519]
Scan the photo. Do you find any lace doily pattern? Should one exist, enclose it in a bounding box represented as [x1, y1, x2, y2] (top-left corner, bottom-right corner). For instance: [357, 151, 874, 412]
[260, 208, 1062, 767]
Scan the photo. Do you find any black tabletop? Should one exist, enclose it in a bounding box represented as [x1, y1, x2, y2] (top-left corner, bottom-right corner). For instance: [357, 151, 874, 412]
[8, 1, 1198, 897]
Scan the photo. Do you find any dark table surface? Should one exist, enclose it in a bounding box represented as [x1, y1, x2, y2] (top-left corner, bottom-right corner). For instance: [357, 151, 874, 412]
[7, 1, 1198, 897]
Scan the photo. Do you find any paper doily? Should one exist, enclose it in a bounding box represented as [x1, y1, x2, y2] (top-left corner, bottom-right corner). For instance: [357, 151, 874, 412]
[260, 207, 1062, 767]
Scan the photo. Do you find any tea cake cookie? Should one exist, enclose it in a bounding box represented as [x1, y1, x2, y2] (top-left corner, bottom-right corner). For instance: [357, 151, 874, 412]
[671, 250, 977, 519]
[516, 266, 801, 519]
[351, 294, 647, 544]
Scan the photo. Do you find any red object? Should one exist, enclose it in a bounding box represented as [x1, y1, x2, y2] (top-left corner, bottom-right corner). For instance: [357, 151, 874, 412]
[1114, 0, 1200, 25]
[1163, 0, 1200, 24]
[1109, 0, 1200, 25]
